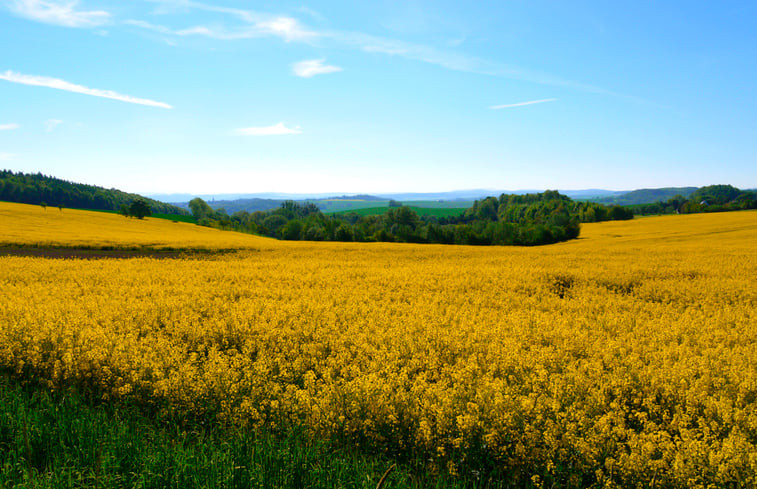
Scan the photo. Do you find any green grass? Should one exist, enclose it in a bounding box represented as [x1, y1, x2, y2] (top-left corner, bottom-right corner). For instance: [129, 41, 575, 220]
[0, 377, 502, 488]
[80, 208, 197, 223]
[151, 212, 196, 223]
[317, 200, 391, 213]
[319, 200, 474, 214]
[328, 206, 467, 218]
[402, 200, 475, 209]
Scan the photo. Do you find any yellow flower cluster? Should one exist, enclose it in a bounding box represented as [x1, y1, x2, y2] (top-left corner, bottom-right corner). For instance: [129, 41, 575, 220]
[1, 203, 755, 487]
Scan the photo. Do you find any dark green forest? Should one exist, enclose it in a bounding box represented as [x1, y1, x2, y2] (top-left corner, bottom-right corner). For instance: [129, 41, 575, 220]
[188, 190, 635, 246]
[590, 187, 698, 205]
[0, 170, 188, 215]
[628, 185, 756, 215]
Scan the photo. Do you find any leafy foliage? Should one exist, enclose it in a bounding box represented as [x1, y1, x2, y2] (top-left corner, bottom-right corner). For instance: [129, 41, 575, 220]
[188, 191, 619, 246]
[629, 184, 756, 216]
[125, 198, 152, 219]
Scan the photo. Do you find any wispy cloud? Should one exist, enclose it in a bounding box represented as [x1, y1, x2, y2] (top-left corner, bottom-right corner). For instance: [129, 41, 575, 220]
[124, 19, 171, 34]
[127, 16, 314, 42]
[0, 70, 173, 109]
[6, 0, 110, 28]
[134, 1, 617, 95]
[0, 153, 15, 161]
[489, 98, 558, 110]
[45, 119, 63, 131]
[234, 122, 301, 136]
[129, 1, 315, 42]
[292, 59, 342, 78]
[0, 123, 20, 130]
[256, 17, 314, 42]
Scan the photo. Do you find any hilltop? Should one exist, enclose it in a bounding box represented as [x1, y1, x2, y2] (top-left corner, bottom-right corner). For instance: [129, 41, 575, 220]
[0, 170, 188, 216]
[589, 187, 698, 205]
[159, 187, 748, 215]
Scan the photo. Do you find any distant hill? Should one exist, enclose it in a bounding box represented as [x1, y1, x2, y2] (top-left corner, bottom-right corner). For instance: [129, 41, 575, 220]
[590, 187, 698, 205]
[154, 185, 752, 215]
[164, 189, 626, 214]
[376, 189, 624, 201]
[628, 185, 756, 215]
[0, 170, 188, 215]
[195, 198, 286, 215]
[151, 191, 388, 202]
[152, 189, 626, 205]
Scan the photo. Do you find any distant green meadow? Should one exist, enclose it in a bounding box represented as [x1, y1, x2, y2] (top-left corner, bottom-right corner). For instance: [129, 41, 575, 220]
[319, 199, 473, 213]
[327, 205, 467, 218]
[324, 201, 470, 217]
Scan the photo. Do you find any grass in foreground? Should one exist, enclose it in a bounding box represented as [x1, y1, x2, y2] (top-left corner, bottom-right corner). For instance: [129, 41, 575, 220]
[0, 376, 499, 488]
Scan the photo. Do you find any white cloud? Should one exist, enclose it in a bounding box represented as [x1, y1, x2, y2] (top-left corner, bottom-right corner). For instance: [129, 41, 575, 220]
[0, 70, 173, 109]
[135, 1, 618, 96]
[256, 17, 313, 42]
[0, 153, 15, 161]
[0, 123, 20, 130]
[489, 98, 558, 109]
[128, 17, 314, 42]
[129, 1, 315, 42]
[45, 119, 63, 131]
[7, 0, 110, 28]
[234, 122, 302, 136]
[292, 59, 342, 78]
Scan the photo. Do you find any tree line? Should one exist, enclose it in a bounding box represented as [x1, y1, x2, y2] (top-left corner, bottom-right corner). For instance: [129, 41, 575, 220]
[188, 190, 635, 246]
[0, 170, 188, 215]
[628, 185, 756, 215]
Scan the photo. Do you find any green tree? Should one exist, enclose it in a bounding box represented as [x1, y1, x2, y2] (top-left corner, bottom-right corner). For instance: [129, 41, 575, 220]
[667, 195, 687, 214]
[335, 224, 354, 242]
[281, 219, 304, 240]
[129, 199, 152, 219]
[385, 206, 419, 229]
[188, 198, 216, 221]
[262, 215, 288, 236]
[305, 225, 326, 241]
[609, 205, 633, 220]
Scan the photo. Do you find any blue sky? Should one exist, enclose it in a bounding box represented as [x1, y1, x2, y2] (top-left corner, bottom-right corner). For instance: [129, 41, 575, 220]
[1, 0, 755, 195]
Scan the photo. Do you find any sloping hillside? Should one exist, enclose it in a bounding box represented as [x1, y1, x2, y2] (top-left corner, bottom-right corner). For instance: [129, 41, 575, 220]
[0, 170, 188, 215]
[0, 201, 276, 251]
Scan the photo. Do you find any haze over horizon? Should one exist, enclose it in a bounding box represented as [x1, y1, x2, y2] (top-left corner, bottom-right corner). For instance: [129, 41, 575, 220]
[1, 1, 755, 195]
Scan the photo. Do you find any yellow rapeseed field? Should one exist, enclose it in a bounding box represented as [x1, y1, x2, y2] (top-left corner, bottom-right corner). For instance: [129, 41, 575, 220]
[0, 201, 276, 250]
[1, 202, 755, 487]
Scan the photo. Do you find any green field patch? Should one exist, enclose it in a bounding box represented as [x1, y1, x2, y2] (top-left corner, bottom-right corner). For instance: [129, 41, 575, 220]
[317, 200, 390, 212]
[328, 205, 467, 218]
[82, 208, 196, 224]
[322, 199, 368, 202]
[151, 212, 197, 223]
